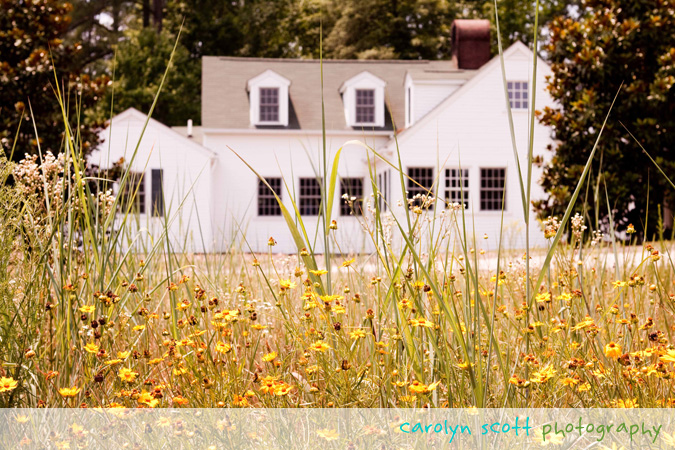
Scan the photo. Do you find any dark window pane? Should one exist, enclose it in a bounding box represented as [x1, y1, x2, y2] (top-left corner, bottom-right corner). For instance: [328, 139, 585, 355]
[151, 169, 164, 217]
[355, 89, 375, 124]
[299, 177, 322, 216]
[260, 87, 279, 122]
[480, 168, 506, 211]
[258, 178, 282, 216]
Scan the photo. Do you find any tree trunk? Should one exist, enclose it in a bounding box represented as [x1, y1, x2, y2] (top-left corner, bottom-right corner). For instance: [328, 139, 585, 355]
[152, 0, 163, 31]
[143, 0, 150, 28]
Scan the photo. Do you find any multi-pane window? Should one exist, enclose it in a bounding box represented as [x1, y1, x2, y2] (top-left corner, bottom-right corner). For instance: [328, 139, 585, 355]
[407, 167, 434, 207]
[299, 177, 322, 215]
[507, 81, 528, 109]
[445, 168, 469, 209]
[355, 89, 375, 124]
[151, 169, 164, 217]
[258, 178, 282, 216]
[480, 168, 506, 211]
[120, 172, 145, 214]
[340, 177, 363, 216]
[259, 87, 279, 122]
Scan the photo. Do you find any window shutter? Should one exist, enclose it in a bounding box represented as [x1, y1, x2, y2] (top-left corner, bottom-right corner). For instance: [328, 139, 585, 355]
[151, 169, 164, 217]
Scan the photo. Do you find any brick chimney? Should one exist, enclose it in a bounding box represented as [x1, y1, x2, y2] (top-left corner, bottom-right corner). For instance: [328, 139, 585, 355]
[451, 19, 491, 70]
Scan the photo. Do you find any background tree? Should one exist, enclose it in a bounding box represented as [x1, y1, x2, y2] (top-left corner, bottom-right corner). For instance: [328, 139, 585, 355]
[323, 0, 458, 59]
[101, 27, 200, 126]
[537, 0, 675, 238]
[464, 0, 574, 53]
[0, 0, 107, 159]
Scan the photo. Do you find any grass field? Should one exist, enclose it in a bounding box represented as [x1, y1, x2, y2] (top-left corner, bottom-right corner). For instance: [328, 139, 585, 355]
[2, 144, 675, 409]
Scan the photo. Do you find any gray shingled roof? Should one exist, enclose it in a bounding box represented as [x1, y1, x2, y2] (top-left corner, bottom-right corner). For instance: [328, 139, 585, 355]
[201, 57, 476, 131]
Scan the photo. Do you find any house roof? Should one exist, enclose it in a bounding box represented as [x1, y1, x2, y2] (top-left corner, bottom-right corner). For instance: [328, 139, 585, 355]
[202, 57, 476, 131]
[106, 108, 217, 158]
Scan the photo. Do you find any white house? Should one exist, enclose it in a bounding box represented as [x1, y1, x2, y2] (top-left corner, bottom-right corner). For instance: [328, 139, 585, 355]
[89, 108, 217, 253]
[93, 20, 554, 254]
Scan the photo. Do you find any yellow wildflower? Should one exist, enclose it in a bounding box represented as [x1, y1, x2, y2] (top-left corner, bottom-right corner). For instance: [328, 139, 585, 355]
[84, 343, 99, 354]
[317, 429, 339, 441]
[409, 317, 434, 328]
[308, 340, 331, 352]
[137, 391, 159, 408]
[0, 377, 18, 393]
[660, 350, 675, 363]
[341, 259, 355, 268]
[530, 365, 556, 384]
[604, 342, 622, 359]
[216, 342, 232, 354]
[349, 329, 367, 340]
[118, 368, 138, 383]
[408, 380, 440, 395]
[262, 352, 278, 362]
[59, 387, 81, 398]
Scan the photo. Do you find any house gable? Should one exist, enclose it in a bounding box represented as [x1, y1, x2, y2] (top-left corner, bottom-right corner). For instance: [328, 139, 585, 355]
[104, 108, 217, 160]
[391, 41, 551, 148]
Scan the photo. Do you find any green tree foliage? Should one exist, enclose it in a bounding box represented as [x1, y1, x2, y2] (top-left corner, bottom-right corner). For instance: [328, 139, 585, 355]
[67, 0, 135, 72]
[102, 28, 200, 126]
[0, 0, 107, 158]
[323, 0, 458, 59]
[166, 0, 243, 59]
[166, 0, 326, 59]
[464, 0, 574, 53]
[537, 0, 675, 237]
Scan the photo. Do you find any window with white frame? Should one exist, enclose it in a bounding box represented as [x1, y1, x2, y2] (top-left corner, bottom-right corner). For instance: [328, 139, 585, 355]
[507, 81, 528, 109]
[407, 167, 434, 208]
[355, 89, 375, 124]
[480, 168, 506, 211]
[299, 178, 322, 216]
[340, 177, 363, 216]
[339, 71, 386, 127]
[247, 70, 290, 126]
[258, 178, 282, 216]
[259, 88, 279, 122]
[445, 168, 469, 209]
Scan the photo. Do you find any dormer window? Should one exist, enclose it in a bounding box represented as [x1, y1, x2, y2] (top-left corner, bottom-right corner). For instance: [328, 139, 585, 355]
[355, 89, 375, 124]
[339, 71, 385, 128]
[259, 88, 279, 122]
[247, 70, 290, 127]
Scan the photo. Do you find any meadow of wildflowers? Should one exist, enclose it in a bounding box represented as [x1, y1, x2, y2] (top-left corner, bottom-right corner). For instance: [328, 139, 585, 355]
[1, 143, 675, 410]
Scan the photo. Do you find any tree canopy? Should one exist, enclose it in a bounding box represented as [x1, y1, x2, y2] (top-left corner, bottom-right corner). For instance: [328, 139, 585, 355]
[537, 0, 675, 238]
[0, 0, 107, 158]
[102, 27, 200, 126]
